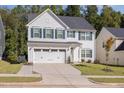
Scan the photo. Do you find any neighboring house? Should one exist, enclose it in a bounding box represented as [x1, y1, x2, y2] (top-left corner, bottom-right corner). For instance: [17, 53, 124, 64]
[26, 9, 96, 64]
[0, 15, 5, 60]
[97, 27, 124, 66]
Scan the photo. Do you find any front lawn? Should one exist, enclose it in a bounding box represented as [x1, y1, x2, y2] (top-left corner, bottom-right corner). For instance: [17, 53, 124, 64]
[0, 61, 22, 74]
[73, 63, 124, 76]
[89, 78, 124, 83]
[0, 77, 42, 82]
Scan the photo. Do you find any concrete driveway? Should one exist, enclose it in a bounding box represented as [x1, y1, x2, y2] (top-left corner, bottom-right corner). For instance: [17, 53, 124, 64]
[33, 63, 96, 87]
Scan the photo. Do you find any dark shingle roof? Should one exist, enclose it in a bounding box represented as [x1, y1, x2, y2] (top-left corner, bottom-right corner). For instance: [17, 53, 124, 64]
[106, 27, 124, 38]
[57, 16, 95, 30]
[28, 13, 95, 30]
[115, 41, 124, 51]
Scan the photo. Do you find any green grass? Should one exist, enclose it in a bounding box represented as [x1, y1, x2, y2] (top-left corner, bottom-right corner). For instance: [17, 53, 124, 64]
[0, 77, 42, 82]
[89, 78, 124, 83]
[73, 63, 124, 76]
[0, 61, 22, 74]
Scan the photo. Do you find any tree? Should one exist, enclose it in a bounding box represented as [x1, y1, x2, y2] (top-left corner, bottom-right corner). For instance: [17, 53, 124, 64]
[65, 5, 81, 16]
[5, 28, 17, 63]
[12, 5, 26, 14]
[31, 5, 41, 13]
[121, 14, 124, 28]
[57, 5, 64, 15]
[50, 5, 57, 14]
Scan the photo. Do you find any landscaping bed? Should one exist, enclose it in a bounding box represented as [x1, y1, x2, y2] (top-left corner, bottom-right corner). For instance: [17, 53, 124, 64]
[0, 61, 22, 74]
[89, 78, 124, 83]
[73, 63, 124, 76]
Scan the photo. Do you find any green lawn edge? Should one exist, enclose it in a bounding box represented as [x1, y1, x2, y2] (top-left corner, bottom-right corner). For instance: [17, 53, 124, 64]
[89, 78, 124, 83]
[0, 77, 42, 82]
[72, 63, 124, 76]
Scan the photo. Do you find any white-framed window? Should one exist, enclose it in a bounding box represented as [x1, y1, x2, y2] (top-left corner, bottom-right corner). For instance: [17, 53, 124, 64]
[67, 31, 75, 38]
[43, 28, 54, 38]
[79, 32, 92, 40]
[81, 50, 85, 57]
[31, 28, 41, 38]
[79, 32, 85, 40]
[86, 32, 92, 40]
[86, 50, 92, 58]
[55, 29, 65, 39]
[81, 49, 92, 58]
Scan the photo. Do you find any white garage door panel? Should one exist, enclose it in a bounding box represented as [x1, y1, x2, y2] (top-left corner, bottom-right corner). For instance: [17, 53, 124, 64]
[34, 49, 65, 63]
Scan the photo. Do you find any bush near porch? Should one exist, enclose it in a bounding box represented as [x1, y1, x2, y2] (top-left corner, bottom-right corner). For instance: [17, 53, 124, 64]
[73, 63, 124, 76]
[0, 60, 22, 74]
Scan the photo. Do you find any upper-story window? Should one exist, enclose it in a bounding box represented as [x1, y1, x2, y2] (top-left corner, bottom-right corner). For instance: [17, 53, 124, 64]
[43, 28, 54, 38]
[67, 31, 75, 38]
[79, 32, 92, 40]
[55, 29, 65, 39]
[31, 28, 41, 38]
[86, 32, 92, 40]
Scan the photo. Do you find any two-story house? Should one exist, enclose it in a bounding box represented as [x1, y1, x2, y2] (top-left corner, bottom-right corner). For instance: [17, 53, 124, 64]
[97, 27, 124, 66]
[0, 15, 5, 60]
[27, 9, 96, 64]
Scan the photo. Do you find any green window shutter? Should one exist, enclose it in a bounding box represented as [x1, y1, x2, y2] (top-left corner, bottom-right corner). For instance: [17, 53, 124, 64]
[43, 29, 45, 38]
[79, 32, 80, 40]
[40, 29, 42, 38]
[31, 28, 33, 38]
[55, 29, 57, 39]
[52, 29, 54, 38]
[63, 30, 65, 39]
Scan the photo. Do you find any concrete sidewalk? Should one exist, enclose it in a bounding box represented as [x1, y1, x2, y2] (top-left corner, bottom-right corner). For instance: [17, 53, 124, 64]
[18, 65, 33, 74]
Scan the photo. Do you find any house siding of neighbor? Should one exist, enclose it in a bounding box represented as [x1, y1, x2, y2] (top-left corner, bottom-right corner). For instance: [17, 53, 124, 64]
[0, 16, 5, 60]
[97, 27, 124, 66]
[27, 9, 96, 64]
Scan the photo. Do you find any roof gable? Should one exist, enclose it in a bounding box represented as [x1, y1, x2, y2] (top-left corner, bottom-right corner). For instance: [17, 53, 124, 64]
[26, 9, 68, 28]
[27, 9, 95, 31]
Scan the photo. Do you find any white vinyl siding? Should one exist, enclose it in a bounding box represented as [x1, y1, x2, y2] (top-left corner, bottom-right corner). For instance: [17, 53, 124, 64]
[43, 28, 54, 38]
[0, 31, 1, 39]
[79, 32, 92, 40]
[67, 31, 75, 38]
[81, 49, 92, 58]
[0, 46, 2, 55]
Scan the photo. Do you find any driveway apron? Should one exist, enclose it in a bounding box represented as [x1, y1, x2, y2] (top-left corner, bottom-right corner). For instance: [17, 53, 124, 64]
[33, 63, 96, 87]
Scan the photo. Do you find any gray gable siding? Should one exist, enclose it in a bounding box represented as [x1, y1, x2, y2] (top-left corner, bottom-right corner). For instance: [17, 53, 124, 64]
[0, 16, 5, 58]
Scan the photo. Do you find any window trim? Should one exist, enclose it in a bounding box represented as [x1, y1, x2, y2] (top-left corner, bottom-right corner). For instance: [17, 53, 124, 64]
[81, 49, 92, 58]
[43, 28, 54, 39]
[67, 31, 75, 38]
[31, 28, 42, 38]
[55, 29, 65, 39]
[79, 32, 92, 41]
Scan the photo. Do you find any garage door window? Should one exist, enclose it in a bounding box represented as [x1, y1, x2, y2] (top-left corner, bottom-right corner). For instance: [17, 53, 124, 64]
[34, 49, 41, 52]
[59, 49, 65, 52]
[43, 49, 49, 52]
[51, 49, 57, 52]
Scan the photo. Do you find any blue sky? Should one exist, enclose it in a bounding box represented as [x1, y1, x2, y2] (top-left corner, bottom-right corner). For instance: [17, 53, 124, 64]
[3, 5, 124, 14]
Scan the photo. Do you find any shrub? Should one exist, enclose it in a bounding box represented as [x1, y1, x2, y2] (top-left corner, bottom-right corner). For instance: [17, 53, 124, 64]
[7, 53, 18, 64]
[81, 59, 85, 63]
[94, 59, 100, 64]
[86, 60, 92, 63]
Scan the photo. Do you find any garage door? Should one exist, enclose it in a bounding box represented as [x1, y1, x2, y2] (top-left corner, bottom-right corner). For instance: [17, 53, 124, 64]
[34, 49, 65, 63]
